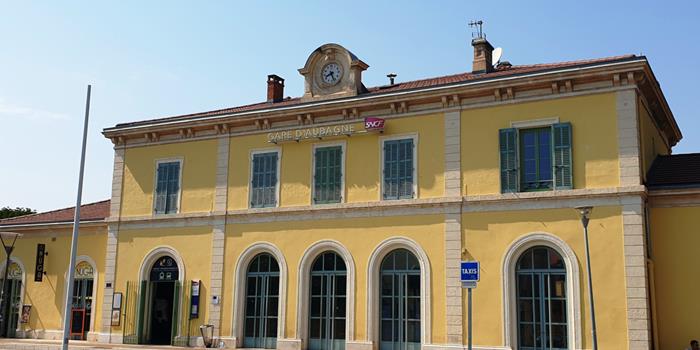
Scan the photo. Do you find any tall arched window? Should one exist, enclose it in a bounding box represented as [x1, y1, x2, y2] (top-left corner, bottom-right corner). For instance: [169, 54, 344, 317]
[308, 251, 347, 350]
[71, 260, 95, 340]
[244, 253, 280, 349]
[0, 262, 22, 338]
[380, 249, 420, 350]
[516, 246, 568, 349]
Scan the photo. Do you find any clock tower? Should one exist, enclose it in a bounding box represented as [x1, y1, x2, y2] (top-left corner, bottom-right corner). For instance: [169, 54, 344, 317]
[298, 43, 369, 102]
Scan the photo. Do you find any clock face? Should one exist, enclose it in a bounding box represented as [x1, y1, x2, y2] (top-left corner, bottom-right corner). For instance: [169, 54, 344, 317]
[321, 63, 342, 85]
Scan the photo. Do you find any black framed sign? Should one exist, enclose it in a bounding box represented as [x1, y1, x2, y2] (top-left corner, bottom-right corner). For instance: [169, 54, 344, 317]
[34, 244, 45, 282]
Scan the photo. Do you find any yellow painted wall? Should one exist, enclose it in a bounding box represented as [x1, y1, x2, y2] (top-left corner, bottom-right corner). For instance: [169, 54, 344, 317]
[110, 225, 213, 335]
[650, 206, 700, 350]
[462, 206, 628, 348]
[5, 226, 106, 336]
[461, 93, 620, 195]
[121, 139, 217, 217]
[220, 214, 446, 343]
[638, 100, 670, 180]
[228, 114, 444, 210]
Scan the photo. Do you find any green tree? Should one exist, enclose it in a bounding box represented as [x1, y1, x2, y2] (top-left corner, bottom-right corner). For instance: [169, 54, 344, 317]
[0, 207, 36, 219]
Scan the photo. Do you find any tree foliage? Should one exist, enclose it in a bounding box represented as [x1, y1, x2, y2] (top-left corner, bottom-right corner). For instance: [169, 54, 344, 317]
[0, 207, 37, 219]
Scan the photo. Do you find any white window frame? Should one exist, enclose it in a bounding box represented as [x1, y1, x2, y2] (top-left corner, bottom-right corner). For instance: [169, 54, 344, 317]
[231, 242, 288, 347]
[510, 116, 560, 129]
[501, 117, 563, 193]
[152, 157, 183, 215]
[502, 232, 582, 349]
[380, 133, 419, 201]
[248, 147, 282, 209]
[366, 236, 432, 346]
[295, 240, 356, 347]
[311, 141, 347, 205]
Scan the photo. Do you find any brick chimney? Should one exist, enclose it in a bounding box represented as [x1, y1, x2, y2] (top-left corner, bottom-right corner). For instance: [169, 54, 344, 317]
[471, 37, 494, 74]
[267, 74, 284, 103]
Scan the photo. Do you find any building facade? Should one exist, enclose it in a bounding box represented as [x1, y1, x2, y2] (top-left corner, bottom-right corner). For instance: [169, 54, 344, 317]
[1, 37, 698, 350]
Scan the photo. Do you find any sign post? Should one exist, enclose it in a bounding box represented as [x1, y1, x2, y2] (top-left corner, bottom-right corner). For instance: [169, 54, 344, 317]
[460, 261, 479, 350]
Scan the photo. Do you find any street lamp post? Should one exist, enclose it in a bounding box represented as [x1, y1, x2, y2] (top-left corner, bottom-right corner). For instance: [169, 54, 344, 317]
[575, 206, 598, 350]
[0, 231, 22, 337]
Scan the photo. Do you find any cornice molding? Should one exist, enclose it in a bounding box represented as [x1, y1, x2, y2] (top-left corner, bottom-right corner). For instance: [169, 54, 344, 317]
[107, 186, 647, 229]
[112, 85, 636, 150]
[648, 187, 700, 207]
[105, 58, 678, 146]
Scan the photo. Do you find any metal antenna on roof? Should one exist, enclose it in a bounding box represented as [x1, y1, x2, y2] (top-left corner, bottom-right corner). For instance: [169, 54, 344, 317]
[468, 20, 484, 39]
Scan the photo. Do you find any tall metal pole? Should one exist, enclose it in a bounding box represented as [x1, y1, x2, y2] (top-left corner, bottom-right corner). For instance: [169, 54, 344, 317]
[61, 85, 91, 349]
[577, 206, 598, 350]
[467, 287, 472, 350]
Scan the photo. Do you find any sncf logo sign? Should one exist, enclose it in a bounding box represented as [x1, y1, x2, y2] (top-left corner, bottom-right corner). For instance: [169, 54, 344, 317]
[364, 117, 385, 131]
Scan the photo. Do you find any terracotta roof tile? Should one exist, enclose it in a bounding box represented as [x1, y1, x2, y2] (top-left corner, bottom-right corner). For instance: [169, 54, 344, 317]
[647, 153, 700, 189]
[0, 200, 110, 226]
[112, 55, 639, 129]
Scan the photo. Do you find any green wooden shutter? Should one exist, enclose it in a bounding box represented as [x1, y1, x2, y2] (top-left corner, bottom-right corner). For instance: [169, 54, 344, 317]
[170, 281, 181, 345]
[553, 123, 573, 189]
[251, 152, 278, 208]
[383, 139, 414, 200]
[136, 280, 148, 344]
[314, 146, 342, 204]
[154, 164, 168, 214]
[499, 128, 519, 193]
[166, 162, 180, 213]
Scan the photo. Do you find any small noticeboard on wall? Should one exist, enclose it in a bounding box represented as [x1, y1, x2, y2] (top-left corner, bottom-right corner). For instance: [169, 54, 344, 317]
[190, 280, 200, 319]
[111, 292, 122, 326]
[20, 305, 31, 324]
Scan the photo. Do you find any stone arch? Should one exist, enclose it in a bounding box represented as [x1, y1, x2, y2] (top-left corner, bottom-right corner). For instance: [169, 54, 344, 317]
[232, 242, 288, 346]
[501, 232, 582, 349]
[366, 236, 431, 346]
[296, 240, 356, 346]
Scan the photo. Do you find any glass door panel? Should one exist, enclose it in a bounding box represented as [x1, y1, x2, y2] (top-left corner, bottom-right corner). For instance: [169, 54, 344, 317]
[380, 249, 420, 350]
[244, 254, 279, 349]
[309, 252, 346, 350]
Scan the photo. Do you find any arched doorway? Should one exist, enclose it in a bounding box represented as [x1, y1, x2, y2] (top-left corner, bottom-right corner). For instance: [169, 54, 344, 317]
[143, 255, 180, 345]
[308, 251, 346, 350]
[515, 246, 568, 349]
[379, 249, 420, 350]
[0, 262, 22, 338]
[243, 253, 279, 349]
[70, 260, 95, 340]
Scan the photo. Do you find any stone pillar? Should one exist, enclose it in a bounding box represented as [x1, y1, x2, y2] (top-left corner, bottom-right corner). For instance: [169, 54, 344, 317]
[617, 90, 651, 349]
[444, 110, 462, 198]
[622, 197, 652, 350]
[100, 147, 125, 343]
[444, 110, 463, 344]
[617, 89, 641, 187]
[209, 136, 230, 337]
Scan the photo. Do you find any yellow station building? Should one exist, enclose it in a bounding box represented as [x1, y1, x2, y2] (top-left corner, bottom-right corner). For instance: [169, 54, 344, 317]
[0, 36, 698, 350]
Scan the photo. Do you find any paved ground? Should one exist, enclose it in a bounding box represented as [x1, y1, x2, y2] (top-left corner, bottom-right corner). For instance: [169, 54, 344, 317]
[0, 338, 199, 350]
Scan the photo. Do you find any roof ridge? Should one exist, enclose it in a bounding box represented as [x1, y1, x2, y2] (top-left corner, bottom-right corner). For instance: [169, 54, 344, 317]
[0, 199, 110, 223]
[107, 54, 641, 130]
[508, 54, 637, 70]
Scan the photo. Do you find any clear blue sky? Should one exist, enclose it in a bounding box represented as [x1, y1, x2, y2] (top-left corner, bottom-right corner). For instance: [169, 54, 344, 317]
[1, 1, 698, 212]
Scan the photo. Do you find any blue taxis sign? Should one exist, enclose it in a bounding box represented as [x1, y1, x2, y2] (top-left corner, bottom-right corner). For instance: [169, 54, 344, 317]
[460, 261, 480, 282]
